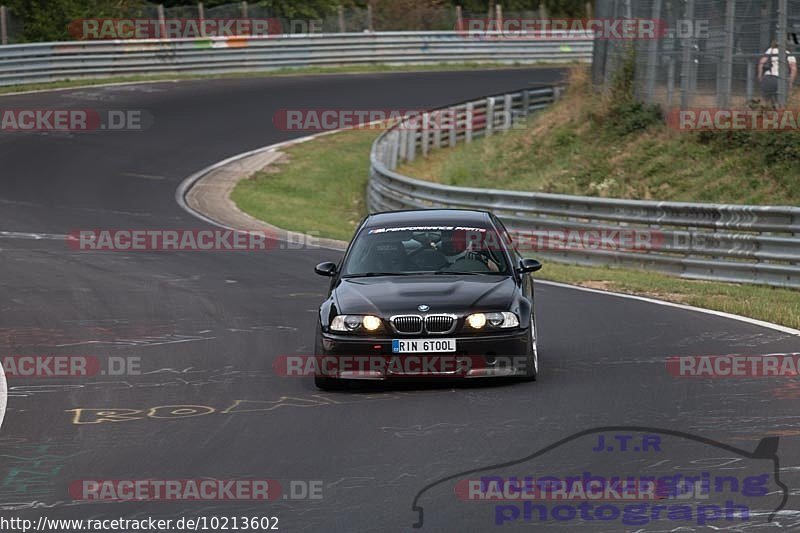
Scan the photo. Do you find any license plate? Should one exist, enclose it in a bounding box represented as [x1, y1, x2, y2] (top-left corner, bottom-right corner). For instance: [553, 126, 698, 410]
[392, 339, 456, 354]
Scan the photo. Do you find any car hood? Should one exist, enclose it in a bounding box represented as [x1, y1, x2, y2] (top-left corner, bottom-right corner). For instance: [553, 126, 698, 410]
[333, 275, 517, 315]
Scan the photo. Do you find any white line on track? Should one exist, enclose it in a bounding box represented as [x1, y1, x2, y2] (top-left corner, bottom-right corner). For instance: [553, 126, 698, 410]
[536, 280, 800, 336]
[0, 230, 68, 240]
[121, 172, 169, 181]
[0, 361, 5, 432]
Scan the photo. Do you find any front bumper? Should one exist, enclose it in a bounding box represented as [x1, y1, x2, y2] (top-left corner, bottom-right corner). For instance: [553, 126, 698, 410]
[316, 330, 530, 380]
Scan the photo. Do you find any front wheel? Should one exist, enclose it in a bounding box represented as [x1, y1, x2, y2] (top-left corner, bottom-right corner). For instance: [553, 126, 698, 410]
[523, 315, 539, 382]
[314, 323, 346, 390]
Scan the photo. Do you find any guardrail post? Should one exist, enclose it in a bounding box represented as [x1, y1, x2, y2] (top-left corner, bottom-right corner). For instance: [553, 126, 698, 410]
[398, 127, 407, 161]
[502, 94, 513, 131]
[449, 108, 457, 147]
[338, 5, 345, 32]
[406, 121, 416, 162]
[455, 5, 464, 32]
[378, 137, 386, 168]
[198, 3, 205, 37]
[465, 102, 474, 143]
[432, 111, 442, 149]
[157, 4, 166, 38]
[421, 112, 430, 156]
[522, 90, 530, 116]
[0, 6, 7, 46]
[485, 97, 495, 137]
[389, 131, 400, 170]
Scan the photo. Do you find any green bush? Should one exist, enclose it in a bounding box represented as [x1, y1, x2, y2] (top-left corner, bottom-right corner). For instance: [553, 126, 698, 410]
[606, 99, 663, 137]
[697, 125, 800, 166]
[597, 45, 663, 137]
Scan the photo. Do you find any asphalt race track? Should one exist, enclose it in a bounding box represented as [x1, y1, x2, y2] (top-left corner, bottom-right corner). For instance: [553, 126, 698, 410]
[0, 68, 799, 532]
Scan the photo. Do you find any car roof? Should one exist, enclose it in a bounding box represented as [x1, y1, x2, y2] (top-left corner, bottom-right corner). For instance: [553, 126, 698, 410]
[363, 209, 493, 229]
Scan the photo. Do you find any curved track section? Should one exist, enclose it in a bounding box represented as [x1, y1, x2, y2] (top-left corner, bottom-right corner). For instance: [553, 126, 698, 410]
[0, 69, 798, 531]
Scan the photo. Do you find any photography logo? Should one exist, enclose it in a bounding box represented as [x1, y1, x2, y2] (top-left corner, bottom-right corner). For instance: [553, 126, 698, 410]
[410, 426, 787, 529]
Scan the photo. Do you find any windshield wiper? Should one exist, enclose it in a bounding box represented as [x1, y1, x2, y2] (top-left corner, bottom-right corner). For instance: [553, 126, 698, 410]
[342, 272, 417, 278]
[433, 271, 507, 276]
[343, 271, 507, 278]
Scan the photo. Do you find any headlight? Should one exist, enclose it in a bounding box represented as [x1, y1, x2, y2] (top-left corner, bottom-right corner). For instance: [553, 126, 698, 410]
[331, 315, 383, 333]
[466, 312, 519, 330]
[493, 312, 520, 328]
[362, 315, 382, 331]
[466, 313, 487, 329]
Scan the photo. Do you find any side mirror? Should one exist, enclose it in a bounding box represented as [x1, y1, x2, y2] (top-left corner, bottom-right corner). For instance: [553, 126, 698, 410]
[315, 261, 338, 277]
[517, 258, 543, 274]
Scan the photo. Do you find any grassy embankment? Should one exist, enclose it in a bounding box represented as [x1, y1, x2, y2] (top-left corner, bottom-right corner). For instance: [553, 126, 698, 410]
[399, 66, 800, 205]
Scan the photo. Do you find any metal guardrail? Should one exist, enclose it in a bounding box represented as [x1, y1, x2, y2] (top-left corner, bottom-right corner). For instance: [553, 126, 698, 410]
[367, 87, 800, 289]
[0, 32, 592, 87]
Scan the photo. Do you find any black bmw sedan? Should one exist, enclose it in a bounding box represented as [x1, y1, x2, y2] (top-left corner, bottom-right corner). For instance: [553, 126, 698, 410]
[313, 209, 542, 389]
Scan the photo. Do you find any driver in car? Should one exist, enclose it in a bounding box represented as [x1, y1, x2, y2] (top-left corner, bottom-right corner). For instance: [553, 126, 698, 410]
[438, 230, 501, 273]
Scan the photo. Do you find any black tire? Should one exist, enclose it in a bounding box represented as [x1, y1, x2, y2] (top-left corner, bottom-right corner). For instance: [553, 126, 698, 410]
[522, 317, 539, 382]
[313, 322, 345, 390]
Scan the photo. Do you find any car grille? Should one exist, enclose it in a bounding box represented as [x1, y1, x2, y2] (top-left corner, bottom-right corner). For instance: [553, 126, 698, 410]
[392, 315, 423, 334]
[391, 314, 456, 334]
[425, 315, 455, 333]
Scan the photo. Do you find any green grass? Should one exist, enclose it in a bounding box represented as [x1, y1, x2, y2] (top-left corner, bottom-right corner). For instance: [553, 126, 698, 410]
[397, 68, 800, 206]
[231, 128, 376, 242]
[0, 62, 573, 96]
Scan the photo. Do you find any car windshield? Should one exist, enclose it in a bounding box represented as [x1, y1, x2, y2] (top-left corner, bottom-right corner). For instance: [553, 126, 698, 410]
[341, 225, 511, 277]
